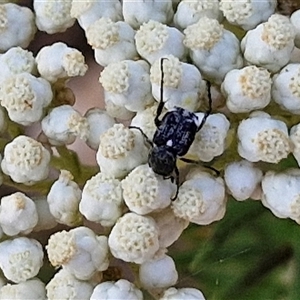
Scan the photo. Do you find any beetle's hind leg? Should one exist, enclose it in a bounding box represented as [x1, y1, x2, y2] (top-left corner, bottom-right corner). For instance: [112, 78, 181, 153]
[197, 80, 213, 132]
[129, 126, 153, 147]
[179, 157, 220, 176]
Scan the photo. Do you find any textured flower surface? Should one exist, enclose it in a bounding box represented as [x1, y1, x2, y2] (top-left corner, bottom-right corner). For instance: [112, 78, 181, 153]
[1, 2, 300, 299]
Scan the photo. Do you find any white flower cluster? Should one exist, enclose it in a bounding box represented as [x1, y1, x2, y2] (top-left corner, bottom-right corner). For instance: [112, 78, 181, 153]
[0, 1, 300, 299]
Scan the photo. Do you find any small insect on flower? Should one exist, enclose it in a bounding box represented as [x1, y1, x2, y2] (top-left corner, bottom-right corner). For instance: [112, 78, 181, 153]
[131, 58, 214, 200]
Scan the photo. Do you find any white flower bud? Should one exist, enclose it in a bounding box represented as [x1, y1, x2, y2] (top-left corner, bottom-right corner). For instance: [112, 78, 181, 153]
[0, 278, 46, 300]
[80, 172, 123, 227]
[90, 279, 143, 300]
[0, 73, 52, 126]
[237, 112, 291, 163]
[122, 164, 176, 215]
[150, 208, 189, 248]
[0, 47, 36, 84]
[291, 9, 300, 48]
[33, 197, 57, 232]
[33, 0, 75, 34]
[123, 0, 174, 29]
[172, 170, 226, 225]
[47, 227, 109, 280]
[130, 103, 159, 139]
[0, 237, 43, 283]
[105, 98, 135, 120]
[160, 287, 206, 300]
[0, 3, 36, 52]
[0, 192, 38, 236]
[188, 113, 230, 162]
[1, 135, 50, 185]
[139, 255, 178, 290]
[184, 17, 243, 84]
[100, 60, 153, 112]
[36, 42, 87, 83]
[220, 0, 276, 30]
[86, 18, 137, 67]
[174, 0, 222, 30]
[41, 105, 89, 145]
[70, 0, 122, 31]
[272, 63, 300, 113]
[84, 108, 115, 150]
[241, 14, 295, 73]
[150, 55, 206, 111]
[290, 122, 300, 166]
[224, 160, 263, 201]
[47, 170, 82, 226]
[261, 169, 300, 223]
[108, 212, 160, 264]
[221, 66, 272, 113]
[135, 20, 187, 64]
[97, 124, 148, 178]
[46, 269, 93, 300]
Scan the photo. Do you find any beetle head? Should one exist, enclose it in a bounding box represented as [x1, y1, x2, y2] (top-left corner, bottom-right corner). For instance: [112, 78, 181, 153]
[148, 145, 176, 177]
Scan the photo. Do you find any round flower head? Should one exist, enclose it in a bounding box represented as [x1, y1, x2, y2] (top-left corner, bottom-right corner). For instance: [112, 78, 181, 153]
[220, 0, 276, 30]
[188, 113, 230, 162]
[90, 279, 143, 300]
[224, 160, 263, 201]
[135, 20, 187, 64]
[84, 108, 115, 150]
[0, 278, 46, 300]
[172, 170, 226, 225]
[221, 66, 272, 113]
[0, 47, 36, 84]
[241, 14, 295, 73]
[174, 0, 222, 30]
[47, 170, 82, 226]
[160, 287, 206, 300]
[0, 237, 43, 283]
[0, 3, 36, 52]
[79, 172, 123, 227]
[96, 124, 149, 178]
[1, 135, 50, 185]
[47, 227, 109, 280]
[123, 0, 174, 29]
[121, 164, 176, 215]
[36, 42, 88, 83]
[183, 17, 243, 84]
[0, 192, 38, 236]
[100, 60, 153, 112]
[237, 112, 291, 163]
[291, 9, 300, 48]
[70, 0, 122, 31]
[46, 269, 94, 300]
[108, 212, 160, 264]
[86, 18, 137, 67]
[0, 73, 52, 126]
[261, 169, 300, 223]
[272, 63, 300, 114]
[41, 105, 89, 145]
[33, 197, 57, 232]
[150, 55, 206, 111]
[139, 255, 178, 290]
[150, 208, 189, 248]
[33, 0, 75, 34]
[130, 103, 159, 140]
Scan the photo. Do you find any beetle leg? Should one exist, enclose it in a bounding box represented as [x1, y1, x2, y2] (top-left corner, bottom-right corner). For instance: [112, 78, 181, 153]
[179, 157, 220, 176]
[197, 80, 212, 132]
[154, 57, 167, 127]
[129, 126, 153, 147]
[171, 165, 180, 201]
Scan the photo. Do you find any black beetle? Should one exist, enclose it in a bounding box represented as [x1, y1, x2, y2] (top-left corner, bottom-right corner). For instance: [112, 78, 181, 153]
[131, 58, 213, 199]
